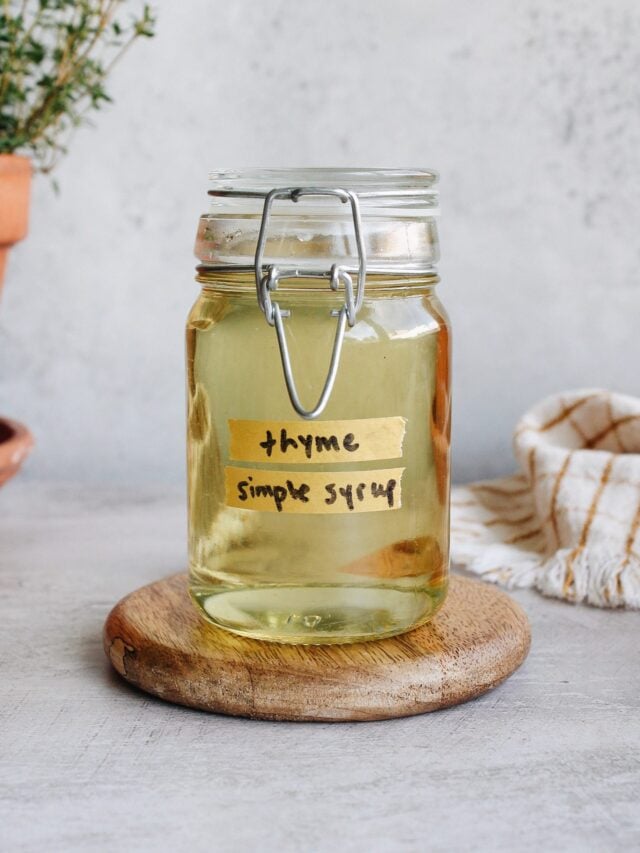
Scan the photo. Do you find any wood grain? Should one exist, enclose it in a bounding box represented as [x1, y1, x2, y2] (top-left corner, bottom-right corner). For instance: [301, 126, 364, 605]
[104, 573, 531, 721]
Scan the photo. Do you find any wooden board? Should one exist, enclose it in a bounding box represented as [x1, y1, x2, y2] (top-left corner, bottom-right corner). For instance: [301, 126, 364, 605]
[103, 573, 531, 722]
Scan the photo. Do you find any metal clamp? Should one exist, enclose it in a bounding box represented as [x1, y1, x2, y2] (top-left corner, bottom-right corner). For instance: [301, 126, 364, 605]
[254, 187, 367, 420]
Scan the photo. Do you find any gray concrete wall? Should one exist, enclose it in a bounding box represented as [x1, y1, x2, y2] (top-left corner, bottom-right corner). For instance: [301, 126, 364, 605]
[2, 0, 639, 484]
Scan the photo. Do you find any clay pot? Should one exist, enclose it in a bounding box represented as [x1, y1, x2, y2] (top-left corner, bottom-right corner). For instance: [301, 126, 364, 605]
[0, 154, 32, 294]
[0, 155, 34, 485]
[0, 417, 33, 486]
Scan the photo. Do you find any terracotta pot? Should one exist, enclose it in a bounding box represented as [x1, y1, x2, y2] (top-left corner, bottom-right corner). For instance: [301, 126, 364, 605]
[0, 154, 32, 294]
[0, 417, 33, 486]
[0, 156, 33, 486]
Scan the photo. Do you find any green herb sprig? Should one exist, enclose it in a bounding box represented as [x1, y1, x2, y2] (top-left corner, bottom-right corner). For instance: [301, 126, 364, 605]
[0, 0, 155, 172]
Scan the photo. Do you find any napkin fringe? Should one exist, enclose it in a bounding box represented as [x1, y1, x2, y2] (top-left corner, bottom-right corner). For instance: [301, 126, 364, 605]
[538, 549, 640, 608]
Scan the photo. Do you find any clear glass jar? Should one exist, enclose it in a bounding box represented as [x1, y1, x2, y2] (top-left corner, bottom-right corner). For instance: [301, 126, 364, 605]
[187, 169, 450, 644]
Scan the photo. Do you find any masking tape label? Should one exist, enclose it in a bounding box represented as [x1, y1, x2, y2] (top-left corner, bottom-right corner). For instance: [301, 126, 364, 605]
[228, 417, 406, 465]
[224, 466, 404, 514]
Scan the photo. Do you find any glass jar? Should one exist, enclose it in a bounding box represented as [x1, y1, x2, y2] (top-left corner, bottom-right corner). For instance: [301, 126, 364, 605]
[186, 169, 450, 644]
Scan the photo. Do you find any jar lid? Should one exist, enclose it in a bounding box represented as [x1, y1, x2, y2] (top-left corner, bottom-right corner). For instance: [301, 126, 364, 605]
[195, 168, 440, 274]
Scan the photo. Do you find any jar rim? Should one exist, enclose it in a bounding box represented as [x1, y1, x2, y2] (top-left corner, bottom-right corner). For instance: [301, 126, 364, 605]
[208, 167, 438, 198]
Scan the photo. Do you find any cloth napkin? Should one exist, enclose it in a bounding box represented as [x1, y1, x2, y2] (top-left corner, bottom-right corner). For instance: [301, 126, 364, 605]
[451, 389, 640, 608]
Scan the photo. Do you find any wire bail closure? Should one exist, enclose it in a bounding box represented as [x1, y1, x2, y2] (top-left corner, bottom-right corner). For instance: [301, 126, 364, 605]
[254, 187, 367, 420]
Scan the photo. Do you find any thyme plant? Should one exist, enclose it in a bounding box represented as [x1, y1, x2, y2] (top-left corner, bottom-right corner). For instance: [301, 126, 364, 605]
[0, 0, 154, 172]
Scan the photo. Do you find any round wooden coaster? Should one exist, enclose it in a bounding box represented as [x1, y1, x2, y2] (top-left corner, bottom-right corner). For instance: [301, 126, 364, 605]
[104, 573, 530, 722]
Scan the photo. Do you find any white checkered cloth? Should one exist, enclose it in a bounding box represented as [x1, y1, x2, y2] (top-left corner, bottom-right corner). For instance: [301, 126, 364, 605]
[451, 390, 640, 608]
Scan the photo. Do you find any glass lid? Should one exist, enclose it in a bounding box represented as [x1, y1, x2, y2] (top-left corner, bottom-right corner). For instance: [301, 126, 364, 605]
[196, 168, 440, 273]
[209, 167, 437, 196]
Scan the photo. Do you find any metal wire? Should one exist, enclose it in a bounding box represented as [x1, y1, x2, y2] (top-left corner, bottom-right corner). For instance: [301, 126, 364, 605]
[253, 187, 368, 420]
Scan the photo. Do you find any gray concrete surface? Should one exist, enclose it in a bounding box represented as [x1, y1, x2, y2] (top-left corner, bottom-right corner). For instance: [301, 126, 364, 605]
[1, 481, 638, 852]
[2, 0, 640, 486]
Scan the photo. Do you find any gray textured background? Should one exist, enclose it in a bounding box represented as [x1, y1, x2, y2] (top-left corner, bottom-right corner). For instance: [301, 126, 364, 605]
[1, 0, 639, 485]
